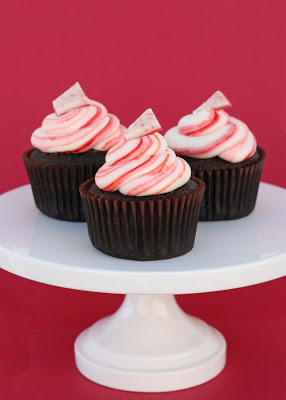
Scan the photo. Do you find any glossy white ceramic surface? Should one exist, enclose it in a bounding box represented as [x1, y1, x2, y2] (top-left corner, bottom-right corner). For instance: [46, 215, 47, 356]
[1, 183, 285, 392]
[0, 183, 286, 294]
[75, 294, 226, 392]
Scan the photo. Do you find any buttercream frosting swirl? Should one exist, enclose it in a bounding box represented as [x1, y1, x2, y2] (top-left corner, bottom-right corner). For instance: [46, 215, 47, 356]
[95, 109, 191, 196]
[31, 84, 126, 153]
[165, 91, 257, 163]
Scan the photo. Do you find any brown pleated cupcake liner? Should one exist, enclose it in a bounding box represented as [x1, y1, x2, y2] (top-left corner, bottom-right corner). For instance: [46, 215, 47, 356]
[184, 147, 266, 221]
[79, 177, 205, 261]
[22, 149, 104, 222]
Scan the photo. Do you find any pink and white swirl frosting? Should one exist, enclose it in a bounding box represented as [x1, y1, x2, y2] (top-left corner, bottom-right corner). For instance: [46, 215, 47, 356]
[164, 91, 257, 163]
[95, 109, 191, 196]
[31, 83, 126, 153]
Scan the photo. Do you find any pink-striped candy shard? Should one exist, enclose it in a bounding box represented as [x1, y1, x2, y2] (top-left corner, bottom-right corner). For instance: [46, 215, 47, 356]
[52, 82, 90, 116]
[124, 108, 162, 140]
[193, 91, 231, 114]
[178, 109, 216, 135]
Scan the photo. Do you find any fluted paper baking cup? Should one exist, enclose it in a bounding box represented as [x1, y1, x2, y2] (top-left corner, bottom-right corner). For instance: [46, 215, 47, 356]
[22, 149, 105, 221]
[79, 177, 205, 261]
[182, 147, 266, 221]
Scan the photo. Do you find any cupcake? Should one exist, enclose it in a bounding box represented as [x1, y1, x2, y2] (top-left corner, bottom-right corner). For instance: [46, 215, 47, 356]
[79, 109, 205, 261]
[23, 83, 126, 221]
[164, 91, 266, 221]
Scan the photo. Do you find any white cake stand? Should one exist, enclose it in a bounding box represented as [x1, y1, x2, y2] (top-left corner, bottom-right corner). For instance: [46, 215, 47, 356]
[1, 183, 286, 393]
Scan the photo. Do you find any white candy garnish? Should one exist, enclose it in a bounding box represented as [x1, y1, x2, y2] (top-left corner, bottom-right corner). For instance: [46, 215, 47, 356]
[52, 82, 90, 116]
[194, 90, 231, 113]
[124, 108, 162, 140]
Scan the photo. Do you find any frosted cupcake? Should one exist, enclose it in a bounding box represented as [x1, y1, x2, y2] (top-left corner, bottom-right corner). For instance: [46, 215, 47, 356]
[80, 109, 205, 260]
[23, 83, 126, 221]
[165, 91, 266, 221]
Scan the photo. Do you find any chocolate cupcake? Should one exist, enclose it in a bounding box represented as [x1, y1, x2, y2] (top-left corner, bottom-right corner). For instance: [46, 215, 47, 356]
[23, 83, 126, 221]
[80, 109, 205, 260]
[165, 91, 266, 221]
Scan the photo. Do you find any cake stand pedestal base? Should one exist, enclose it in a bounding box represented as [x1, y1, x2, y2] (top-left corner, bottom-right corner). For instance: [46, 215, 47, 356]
[74, 294, 226, 392]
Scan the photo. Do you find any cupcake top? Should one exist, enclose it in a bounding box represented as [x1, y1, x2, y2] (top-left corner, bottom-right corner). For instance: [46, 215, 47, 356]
[164, 91, 257, 163]
[31, 83, 126, 153]
[95, 109, 191, 196]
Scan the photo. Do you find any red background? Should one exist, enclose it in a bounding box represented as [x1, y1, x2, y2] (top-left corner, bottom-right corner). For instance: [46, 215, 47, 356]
[1, 0, 285, 399]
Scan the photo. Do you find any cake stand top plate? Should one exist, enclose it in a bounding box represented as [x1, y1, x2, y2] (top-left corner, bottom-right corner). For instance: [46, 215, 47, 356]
[0, 183, 286, 294]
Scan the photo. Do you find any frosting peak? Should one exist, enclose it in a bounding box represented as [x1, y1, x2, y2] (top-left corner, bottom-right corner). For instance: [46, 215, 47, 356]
[31, 84, 126, 153]
[165, 91, 257, 163]
[95, 109, 191, 196]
